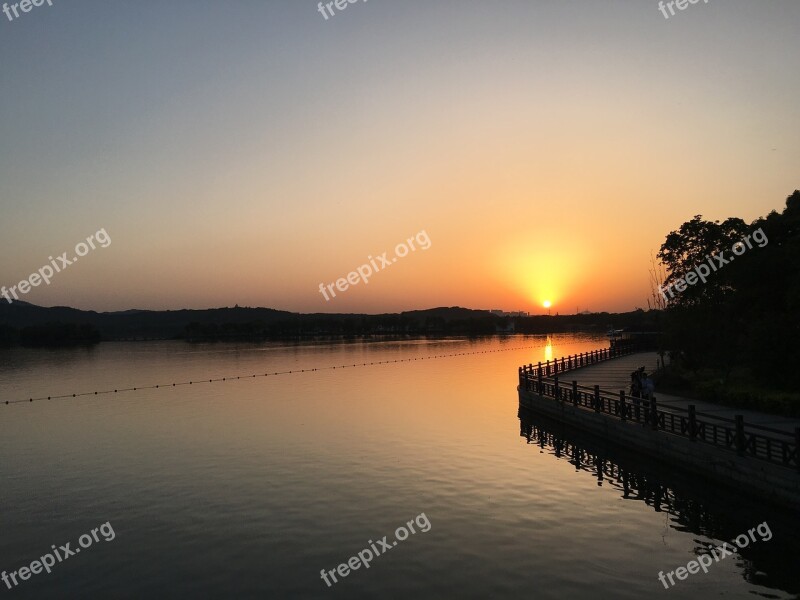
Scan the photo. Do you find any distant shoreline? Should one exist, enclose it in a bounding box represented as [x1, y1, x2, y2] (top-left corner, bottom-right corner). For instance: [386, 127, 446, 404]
[0, 302, 662, 348]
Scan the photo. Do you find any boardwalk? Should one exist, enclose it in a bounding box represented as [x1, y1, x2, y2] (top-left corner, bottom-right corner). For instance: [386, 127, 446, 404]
[518, 348, 800, 506]
[567, 352, 800, 434]
[566, 352, 660, 392]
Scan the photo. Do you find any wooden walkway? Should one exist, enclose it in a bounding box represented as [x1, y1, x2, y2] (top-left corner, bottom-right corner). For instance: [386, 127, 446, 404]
[519, 347, 800, 503]
[566, 352, 660, 392]
[564, 352, 800, 434]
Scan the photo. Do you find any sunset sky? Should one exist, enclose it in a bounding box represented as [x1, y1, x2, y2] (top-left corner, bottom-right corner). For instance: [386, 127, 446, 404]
[1, 1, 798, 314]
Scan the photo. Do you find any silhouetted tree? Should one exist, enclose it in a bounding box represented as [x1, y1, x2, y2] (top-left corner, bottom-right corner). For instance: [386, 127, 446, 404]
[658, 190, 800, 387]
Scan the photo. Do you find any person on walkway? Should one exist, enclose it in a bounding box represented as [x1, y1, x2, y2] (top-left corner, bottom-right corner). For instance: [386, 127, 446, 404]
[642, 372, 655, 401]
[630, 368, 644, 397]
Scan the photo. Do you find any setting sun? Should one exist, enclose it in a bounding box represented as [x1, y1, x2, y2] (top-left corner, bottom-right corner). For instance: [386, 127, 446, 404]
[543, 300, 552, 309]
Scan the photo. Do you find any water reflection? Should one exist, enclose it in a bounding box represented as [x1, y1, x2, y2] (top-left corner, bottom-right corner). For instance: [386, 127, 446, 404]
[518, 406, 800, 597]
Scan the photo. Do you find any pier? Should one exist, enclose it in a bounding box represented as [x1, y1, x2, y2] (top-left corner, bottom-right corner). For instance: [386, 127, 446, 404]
[518, 346, 800, 508]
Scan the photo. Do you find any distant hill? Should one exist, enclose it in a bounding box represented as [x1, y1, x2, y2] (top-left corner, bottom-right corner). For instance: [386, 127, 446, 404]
[0, 301, 661, 344]
[0, 301, 295, 340]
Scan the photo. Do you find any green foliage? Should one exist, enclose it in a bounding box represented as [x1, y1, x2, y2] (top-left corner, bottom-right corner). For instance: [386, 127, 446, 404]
[694, 381, 800, 417]
[653, 363, 800, 417]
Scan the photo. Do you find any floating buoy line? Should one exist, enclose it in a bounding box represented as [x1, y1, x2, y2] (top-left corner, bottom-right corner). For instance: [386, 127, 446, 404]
[4, 343, 551, 406]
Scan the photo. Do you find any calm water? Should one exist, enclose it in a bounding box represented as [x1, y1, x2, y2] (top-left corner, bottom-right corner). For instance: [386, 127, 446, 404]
[1, 334, 798, 599]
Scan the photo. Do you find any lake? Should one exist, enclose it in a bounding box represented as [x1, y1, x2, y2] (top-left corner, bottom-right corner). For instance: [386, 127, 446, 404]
[1, 334, 798, 599]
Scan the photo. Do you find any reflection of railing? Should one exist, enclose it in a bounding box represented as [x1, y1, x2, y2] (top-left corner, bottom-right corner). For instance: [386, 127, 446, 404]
[518, 347, 800, 472]
[519, 407, 710, 518]
[518, 407, 800, 596]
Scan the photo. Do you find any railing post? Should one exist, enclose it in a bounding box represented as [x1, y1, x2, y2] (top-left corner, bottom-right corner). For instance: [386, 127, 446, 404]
[594, 385, 600, 412]
[633, 395, 641, 422]
[688, 405, 697, 441]
[554, 375, 560, 402]
[537, 362, 543, 393]
[735, 415, 745, 455]
[546, 360, 551, 376]
[524, 364, 529, 391]
[572, 381, 578, 406]
[619, 390, 626, 421]
[650, 397, 658, 430]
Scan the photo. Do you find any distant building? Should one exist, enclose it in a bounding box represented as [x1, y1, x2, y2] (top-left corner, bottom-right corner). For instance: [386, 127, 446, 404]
[496, 321, 516, 333]
[488, 309, 530, 318]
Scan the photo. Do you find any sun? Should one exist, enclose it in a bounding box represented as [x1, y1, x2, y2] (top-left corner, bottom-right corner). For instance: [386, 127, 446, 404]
[543, 300, 552, 309]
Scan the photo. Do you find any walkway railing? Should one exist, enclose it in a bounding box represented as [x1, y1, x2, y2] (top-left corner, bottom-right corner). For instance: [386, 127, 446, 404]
[518, 340, 639, 382]
[518, 347, 800, 472]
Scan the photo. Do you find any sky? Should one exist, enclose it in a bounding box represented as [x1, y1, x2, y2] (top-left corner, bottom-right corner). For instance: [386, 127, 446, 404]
[0, 0, 798, 314]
